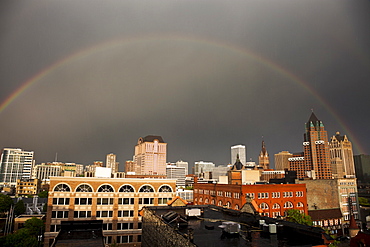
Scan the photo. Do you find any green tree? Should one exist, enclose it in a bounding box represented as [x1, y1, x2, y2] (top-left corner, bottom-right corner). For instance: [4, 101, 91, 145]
[359, 197, 370, 206]
[24, 217, 44, 236]
[285, 209, 313, 226]
[14, 199, 26, 216]
[0, 194, 13, 212]
[37, 190, 48, 198]
[2, 228, 38, 247]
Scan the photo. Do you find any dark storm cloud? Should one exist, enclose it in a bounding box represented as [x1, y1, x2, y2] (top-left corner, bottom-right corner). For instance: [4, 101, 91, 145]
[0, 0, 369, 168]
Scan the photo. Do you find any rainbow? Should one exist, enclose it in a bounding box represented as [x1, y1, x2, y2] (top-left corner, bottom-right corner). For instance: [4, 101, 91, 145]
[0, 34, 365, 154]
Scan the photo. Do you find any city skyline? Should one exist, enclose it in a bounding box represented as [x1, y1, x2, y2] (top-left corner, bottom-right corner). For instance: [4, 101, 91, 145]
[0, 1, 369, 167]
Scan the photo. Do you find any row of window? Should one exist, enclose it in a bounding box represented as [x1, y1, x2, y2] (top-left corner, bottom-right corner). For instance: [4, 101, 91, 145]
[52, 210, 138, 219]
[54, 184, 173, 193]
[53, 197, 172, 207]
[195, 190, 304, 199]
[259, 201, 304, 210]
[50, 224, 141, 233]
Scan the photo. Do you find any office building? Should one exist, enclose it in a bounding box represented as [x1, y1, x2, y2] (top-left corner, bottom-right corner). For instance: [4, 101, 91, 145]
[329, 132, 356, 178]
[166, 165, 186, 187]
[44, 176, 176, 247]
[193, 161, 215, 177]
[274, 151, 293, 170]
[354, 154, 370, 184]
[134, 135, 167, 175]
[175, 160, 189, 175]
[0, 148, 34, 186]
[32, 163, 62, 181]
[231, 145, 246, 165]
[106, 153, 119, 174]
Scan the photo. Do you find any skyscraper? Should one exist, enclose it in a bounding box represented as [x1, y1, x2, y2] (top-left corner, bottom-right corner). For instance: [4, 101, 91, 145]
[354, 154, 370, 183]
[329, 132, 355, 178]
[303, 112, 332, 179]
[106, 153, 119, 174]
[231, 145, 246, 165]
[0, 148, 34, 186]
[274, 151, 293, 170]
[258, 140, 270, 170]
[134, 135, 167, 175]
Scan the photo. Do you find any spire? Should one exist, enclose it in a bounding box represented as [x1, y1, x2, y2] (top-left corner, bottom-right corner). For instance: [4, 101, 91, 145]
[308, 111, 319, 123]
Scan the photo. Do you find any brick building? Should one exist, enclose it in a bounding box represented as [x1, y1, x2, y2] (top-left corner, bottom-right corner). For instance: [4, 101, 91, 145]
[44, 176, 176, 246]
[193, 183, 307, 218]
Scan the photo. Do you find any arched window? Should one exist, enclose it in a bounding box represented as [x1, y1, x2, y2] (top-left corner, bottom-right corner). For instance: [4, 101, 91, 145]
[76, 184, 93, 192]
[54, 184, 71, 192]
[158, 185, 172, 193]
[119, 185, 134, 193]
[259, 202, 269, 210]
[272, 203, 280, 209]
[235, 205, 239, 210]
[139, 185, 154, 193]
[226, 201, 231, 208]
[284, 201, 294, 208]
[211, 199, 215, 205]
[218, 201, 223, 206]
[205, 198, 209, 204]
[297, 202, 304, 207]
[199, 197, 203, 203]
[98, 184, 114, 192]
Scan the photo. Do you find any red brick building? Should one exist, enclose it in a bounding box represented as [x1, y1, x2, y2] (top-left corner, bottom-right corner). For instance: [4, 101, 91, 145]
[193, 183, 307, 218]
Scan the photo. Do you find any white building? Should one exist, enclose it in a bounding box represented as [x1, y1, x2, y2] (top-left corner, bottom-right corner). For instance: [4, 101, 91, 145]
[0, 148, 34, 186]
[175, 160, 189, 175]
[106, 153, 119, 174]
[166, 165, 186, 187]
[193, 161, 215, 176]
[231, 145, 246, 165]
[32, 164, 62, 182]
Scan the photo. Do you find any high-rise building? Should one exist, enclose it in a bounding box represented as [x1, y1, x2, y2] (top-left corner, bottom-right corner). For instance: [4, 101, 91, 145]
[290, 112, 332, 179]
[258, 140, 270, 170]
[134, 135, 167, 175]
[354, 154, 370, 184]
[0, 148, 34, 186]
[125, 160, 140, 174]
[329, 132, 356, 178]
[166, 165, 186, 187]
[175, 160, 189, 175]
[32, 163, 62, 181]
[106, 153, 119, 174]
[274, 151, 293, 170]
[231, 145, 246, 165]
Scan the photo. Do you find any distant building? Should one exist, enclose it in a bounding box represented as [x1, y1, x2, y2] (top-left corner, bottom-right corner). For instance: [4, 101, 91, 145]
[274, 151, 292, 170]
[258, 140, 270, 170]
[44, 176, 176, 247]
[134, 135, 167, 175]
[106, 153, 119, 174]
[193, 161, 215, 177]
[289, 112, 332, 179]
[175, 160, 189, 175]
[354, 154, 370, 184]
[125, 160, 140, 174]
[329, 132, 355, 178]
[166, 165, 186, 187]
[0, 148, 34, 186]
[15, 178, 41, 197]
[231, 144, 246, 165]
[32, 163, 62, 182]
[260, 170, 285, 182]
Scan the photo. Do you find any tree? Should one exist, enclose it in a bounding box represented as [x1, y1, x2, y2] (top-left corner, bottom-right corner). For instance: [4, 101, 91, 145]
[0, 194, 13, 212]
[37, 190, 48, 198]
[14, 199, 26, 216]
[24, 217, 44, 236]
[285, 209, 313, 226]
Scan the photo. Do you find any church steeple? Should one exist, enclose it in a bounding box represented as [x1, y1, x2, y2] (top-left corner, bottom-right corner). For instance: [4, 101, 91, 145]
[259, 139, 270, 170]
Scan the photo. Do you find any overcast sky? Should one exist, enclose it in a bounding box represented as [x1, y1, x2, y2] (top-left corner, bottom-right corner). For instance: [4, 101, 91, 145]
[0, 0, 369, 170]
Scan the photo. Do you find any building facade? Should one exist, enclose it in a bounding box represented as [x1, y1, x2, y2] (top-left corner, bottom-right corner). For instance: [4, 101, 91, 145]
[258, 141, 270, 170]
[106, 153, 119, 174]
[0, 148, 34, 186]
[15, 178, 41, 197]
[32, 163, 62, 182]
[354, 154, 370, 184]
[231, 144, 246, 165]
[166, 165, 186, 187]
[44, 176, 176, 247]
[193, 161, 215, 177]
[193, 183, 308, 218]
[275, 151, 293, 171]
[134, 135, 167, 175]
[329, 132, 356, 178]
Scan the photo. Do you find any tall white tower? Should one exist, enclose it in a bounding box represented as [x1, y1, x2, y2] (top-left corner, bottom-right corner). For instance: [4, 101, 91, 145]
[231, 145, 246, 165]
[106, 153, 119, 174]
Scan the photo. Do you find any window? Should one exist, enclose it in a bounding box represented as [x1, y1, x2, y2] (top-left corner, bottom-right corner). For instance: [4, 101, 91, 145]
[225, 192, 232, 198]
[272, 203, 280, 209]
[98, 184, 114, 192]
[284, 201, 293, 208]
[54, 184, 70, 192]
[235, 205, 239, 210]
[233, 193, 240, 199]
[50, 224, 61, 232]
[75, 198, 92, 205]
[117, 223, 134, 230]
[105, 236, 112, 244]
[272, 192, 280, 198]
[139, 185, 154, 193]
[53, 198, 70, 205]
[97, 198, 114, 205]
[119, 198, 134, 205]
[52, 211, 69, 218]
[297, 202, 304, 207]
[158, 198, 172, 204]
[117, 235, 133, 243]
[118, 210, 134, 217]
[258, 192, 269, 199]
[246, 193, 255, 199]
[119, 185, 134, 193]
[103, 223, 113, 230]
[272, 211, 281, 218]
[204, 190, 209, 195]
[76, 184, 92, 192]
[211, 199, 215, 205]
[139, 198, 154, 204]
[259, 202, 269, 210]
[96, 211, 113, 217]
[217, 191, 223, 196]
[74, 211, 91, 218]
[283, 192, 293, 198]
[226, 201, 231, 208]
[158, 185, 172, 192]
[296, 191, 304, 197]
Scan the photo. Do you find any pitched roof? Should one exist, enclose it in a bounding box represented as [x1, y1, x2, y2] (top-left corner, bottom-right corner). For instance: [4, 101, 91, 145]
[308, 112, 319, 123]
[308, 208, 342, 221]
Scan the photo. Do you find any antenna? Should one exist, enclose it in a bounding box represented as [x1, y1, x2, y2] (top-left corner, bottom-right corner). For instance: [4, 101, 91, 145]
[55, 152, 58, 162]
